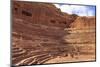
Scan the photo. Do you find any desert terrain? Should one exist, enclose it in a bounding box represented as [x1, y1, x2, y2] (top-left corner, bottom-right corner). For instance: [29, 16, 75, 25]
[12, 1, 96, 66]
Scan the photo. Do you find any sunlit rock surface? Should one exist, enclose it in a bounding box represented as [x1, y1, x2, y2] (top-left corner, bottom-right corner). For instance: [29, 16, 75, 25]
[12, 1, 96, 66]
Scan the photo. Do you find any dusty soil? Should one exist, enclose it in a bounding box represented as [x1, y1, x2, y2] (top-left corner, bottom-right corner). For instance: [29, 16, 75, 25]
[45, 55, 95, 64]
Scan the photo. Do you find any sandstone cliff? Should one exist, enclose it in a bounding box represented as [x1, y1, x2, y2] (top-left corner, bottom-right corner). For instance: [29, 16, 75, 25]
[12, 1, 96, 66]
[70, 16, 95, 29]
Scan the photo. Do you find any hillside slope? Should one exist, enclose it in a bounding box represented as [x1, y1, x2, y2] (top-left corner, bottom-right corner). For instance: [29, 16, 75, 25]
[12, 1, 96, 66]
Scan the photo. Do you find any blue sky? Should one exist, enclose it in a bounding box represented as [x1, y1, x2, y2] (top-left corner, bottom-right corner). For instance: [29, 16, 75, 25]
[54, 4, 96, 16]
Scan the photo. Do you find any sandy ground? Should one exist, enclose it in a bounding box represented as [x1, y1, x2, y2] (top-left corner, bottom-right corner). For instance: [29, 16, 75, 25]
[44, 54, 95, 64]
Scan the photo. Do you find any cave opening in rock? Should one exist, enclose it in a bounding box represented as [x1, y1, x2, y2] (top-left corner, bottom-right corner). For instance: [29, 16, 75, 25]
[14, 7, 18, 11]
[50, 20, 56, 24]
[22, 10, 32, 16]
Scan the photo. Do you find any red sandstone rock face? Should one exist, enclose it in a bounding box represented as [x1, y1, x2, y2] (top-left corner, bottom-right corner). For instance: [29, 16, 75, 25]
[70, 16, 96, 29]
[12, 1, 96, 66]
[13, 1, 78, 28]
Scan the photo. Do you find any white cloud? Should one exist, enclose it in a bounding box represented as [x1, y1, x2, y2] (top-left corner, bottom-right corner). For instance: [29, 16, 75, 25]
[60, 5, 73, 14]
[54, 4, 60, 8]
[88, 10, 94, 16]
[54, 4, 95, 16]
[70, 6, 88, 16]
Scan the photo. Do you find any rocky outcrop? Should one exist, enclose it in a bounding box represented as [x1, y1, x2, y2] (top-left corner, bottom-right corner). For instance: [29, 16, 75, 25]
[12, 1, 96, 66]
[13, 1, 78, 28]
[64, 16, 95, 55]
[70, 16, 95, 29]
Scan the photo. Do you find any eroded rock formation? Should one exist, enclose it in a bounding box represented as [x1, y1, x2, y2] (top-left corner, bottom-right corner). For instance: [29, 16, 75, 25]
[12, 1, 96, 66]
